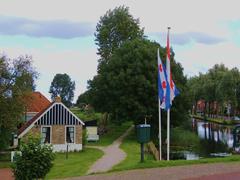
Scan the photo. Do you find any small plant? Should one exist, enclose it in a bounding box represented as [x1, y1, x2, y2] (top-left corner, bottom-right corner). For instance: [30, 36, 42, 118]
[12, 134, 55, 180]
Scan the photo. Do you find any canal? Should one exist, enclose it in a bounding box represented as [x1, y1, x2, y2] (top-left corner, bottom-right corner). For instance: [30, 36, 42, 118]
[171, 118, 236, 160]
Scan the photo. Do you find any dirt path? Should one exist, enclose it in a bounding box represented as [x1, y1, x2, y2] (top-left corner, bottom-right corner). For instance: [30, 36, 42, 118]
[63, 162, 240, 180]
[87, 125, 134, 174]
[0, 168, 14, 180]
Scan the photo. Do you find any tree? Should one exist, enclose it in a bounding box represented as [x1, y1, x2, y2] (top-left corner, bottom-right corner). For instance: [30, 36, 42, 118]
[88, 38, 190, 130]
[49, 73, 75, 107]
[0, 55, 37, 150]
[12, 135, 55, 180]
[76, 91, 91, 108]
[95, 6, 144, 64]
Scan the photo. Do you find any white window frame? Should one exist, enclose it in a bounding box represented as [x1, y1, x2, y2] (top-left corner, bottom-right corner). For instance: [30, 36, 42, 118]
[65, 125, 76, 144]
[41, 126, 52, 144]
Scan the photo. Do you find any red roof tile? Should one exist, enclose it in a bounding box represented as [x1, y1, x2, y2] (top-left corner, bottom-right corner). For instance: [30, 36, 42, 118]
[24, 92, 51, 112]
[18, 102, 54, 136]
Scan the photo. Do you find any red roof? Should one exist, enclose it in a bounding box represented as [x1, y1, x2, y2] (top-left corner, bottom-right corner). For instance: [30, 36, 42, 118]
[24, 92, 51, 112]
[18, 102, 54, 136]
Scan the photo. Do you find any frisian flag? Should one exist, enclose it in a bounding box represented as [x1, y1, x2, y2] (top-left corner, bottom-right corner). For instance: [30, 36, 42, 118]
[166, 30, 180, 107]
[157, 48, 171, 110]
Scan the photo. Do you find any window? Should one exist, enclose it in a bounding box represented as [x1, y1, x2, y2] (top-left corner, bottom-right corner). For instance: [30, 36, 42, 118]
[41, 127, 51, 144]
[66, 126, 74, 143]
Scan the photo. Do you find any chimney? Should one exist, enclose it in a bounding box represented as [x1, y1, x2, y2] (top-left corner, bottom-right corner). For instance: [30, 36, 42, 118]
[55, 96, 61, 103]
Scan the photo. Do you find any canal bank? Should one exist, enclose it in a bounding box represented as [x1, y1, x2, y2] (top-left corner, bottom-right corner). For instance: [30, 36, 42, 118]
[191, 114, 240, 125]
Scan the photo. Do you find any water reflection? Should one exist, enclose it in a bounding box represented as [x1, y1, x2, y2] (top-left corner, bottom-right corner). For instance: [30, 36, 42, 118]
[193, 118, 234, 148]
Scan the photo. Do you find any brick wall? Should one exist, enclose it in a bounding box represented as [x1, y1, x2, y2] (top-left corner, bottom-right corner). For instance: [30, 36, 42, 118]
[76, 125, 82, 144]
[52, 125, 65, 144]
[23, 124, 83, 145]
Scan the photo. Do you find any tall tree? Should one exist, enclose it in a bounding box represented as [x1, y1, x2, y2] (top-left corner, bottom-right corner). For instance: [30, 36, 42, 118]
[88, 38, 190, 129]
[95, 6, 144, 65]
[0, 55, 37, 150]
[49, 73, 75, 107]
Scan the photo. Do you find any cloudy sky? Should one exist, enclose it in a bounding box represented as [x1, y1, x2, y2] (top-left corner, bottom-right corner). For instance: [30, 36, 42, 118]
[0, 0, 239, 102]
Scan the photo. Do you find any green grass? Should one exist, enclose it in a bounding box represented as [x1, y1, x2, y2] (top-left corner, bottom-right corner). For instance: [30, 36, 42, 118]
[46, 148, 104, 179]
[87, 121, 133, 146]
[70, 108, 102, 122]
[112, 130, 155, 171]
[0, 153, 11, 168]
[191, 115, 239, 125]
[111, 129, 240, 172]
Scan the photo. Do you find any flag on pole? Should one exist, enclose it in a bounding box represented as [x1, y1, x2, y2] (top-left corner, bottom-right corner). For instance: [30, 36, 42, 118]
[166, 29, 179, 107]
[157, 49, 170, 110]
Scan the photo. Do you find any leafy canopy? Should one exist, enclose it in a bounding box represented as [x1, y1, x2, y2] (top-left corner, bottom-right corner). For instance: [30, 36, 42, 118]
[49, 73, 75, 107]
[95, 6, 144, 63]
[0, 55, 37, 150]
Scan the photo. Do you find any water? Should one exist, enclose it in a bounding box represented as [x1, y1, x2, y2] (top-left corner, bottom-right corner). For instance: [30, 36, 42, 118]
[192, 118, 233, 157]
[171, 118, 234, 160]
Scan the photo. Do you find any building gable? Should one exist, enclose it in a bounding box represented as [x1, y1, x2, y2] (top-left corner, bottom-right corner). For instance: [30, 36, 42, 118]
[18, 102, 84, 138]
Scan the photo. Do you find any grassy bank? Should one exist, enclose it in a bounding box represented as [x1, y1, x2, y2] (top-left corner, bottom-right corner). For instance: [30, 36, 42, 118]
[70, 108, 102, 122]
[191, 115, 240, 125]
[87, 121, 133, 146]
[111, 128, 240, 173]
[47, 148, 103, 179]
[0, 153, 11, 168]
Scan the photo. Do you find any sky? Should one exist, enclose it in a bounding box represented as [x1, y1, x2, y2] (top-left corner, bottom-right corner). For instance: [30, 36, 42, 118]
[0, 0, 240, 102]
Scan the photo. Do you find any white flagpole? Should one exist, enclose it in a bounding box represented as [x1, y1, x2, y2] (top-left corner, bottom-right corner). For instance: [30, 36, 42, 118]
[167, 27, 171, 161]
[158, 99, 162, 161]
[167, 109, 170, 161]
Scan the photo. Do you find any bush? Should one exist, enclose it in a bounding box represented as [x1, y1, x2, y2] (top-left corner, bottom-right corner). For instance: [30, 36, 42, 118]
[12, 135, 55, 180]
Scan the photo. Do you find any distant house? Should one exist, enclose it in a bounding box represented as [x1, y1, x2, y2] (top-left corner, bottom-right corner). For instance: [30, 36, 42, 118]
[84, 120, 99, 141]
[18, 92, 85, 152]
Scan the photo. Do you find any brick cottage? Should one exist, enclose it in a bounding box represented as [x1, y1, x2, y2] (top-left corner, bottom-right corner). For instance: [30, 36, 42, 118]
[18, 92, 84, 152]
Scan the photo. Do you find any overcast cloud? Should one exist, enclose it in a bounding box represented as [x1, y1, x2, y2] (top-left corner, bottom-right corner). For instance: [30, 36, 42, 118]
[0, 15, 94, 39]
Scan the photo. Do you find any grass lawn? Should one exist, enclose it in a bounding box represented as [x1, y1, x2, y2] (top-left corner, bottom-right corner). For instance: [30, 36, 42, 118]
[87, 121, 133, 146]
[0, 153, 11, 168]
[111, 129, 240, 172]
[46, 148, 103, 179]
[70, 108, 102, 122]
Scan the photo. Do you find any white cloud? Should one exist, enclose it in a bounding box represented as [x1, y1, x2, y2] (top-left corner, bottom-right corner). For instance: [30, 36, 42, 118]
[0, 46, 98, 102]
[175, 41, 240, 77]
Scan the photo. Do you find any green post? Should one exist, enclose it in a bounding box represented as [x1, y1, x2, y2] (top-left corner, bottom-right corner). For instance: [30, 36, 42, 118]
[136, 124, 151, 163]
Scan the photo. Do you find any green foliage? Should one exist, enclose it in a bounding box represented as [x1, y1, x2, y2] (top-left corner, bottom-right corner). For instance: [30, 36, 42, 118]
[170, 127, 200, 152]
[0, 55, 38, 150]
[88, 38, 190, 134]
[70, 107, 102, 121]
[0, 152, 11, 168]
[46, 148, 104, 179]
[76, 91, 91, 108]
[49, 73, 75, 107]
[188, 64, 240, 117]
[12, 135, 55, 180]
[95, 5, 144, 62]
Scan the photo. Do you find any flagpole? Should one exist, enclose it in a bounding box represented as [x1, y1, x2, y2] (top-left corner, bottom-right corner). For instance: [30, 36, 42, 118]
[167, 109, 170, 161]
[167, 26, 171, 161]
[158, 99, 162, 161]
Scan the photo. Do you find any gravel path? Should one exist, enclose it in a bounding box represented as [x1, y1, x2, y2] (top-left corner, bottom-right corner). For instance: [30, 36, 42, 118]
[64, 162, 240, 180]
[87, 125, 134, 174]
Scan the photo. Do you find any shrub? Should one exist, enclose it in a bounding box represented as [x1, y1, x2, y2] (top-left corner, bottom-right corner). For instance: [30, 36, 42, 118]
[12, 135, 55, 180]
